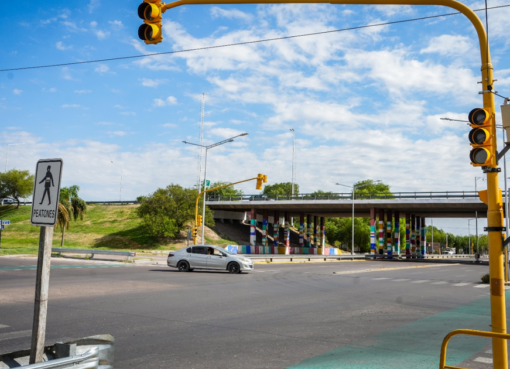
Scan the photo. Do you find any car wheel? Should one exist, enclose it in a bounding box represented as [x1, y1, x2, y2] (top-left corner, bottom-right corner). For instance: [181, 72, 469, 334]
[228, 262, 241, 274]
[178, 261, 190, 272]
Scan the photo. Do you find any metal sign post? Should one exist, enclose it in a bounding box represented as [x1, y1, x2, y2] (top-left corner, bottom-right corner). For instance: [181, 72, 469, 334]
[29, 158, 63, 364]
[0, 220, 10, 250]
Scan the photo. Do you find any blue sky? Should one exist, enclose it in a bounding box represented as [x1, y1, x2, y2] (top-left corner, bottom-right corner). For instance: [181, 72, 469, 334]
[1, 0, 510, 234]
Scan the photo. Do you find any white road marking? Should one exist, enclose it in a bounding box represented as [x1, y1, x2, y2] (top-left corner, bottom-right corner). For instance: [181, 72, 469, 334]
[453, 283, 471, 287]
[411, 280, 430, 283]
[392, 279, 410, 282]
[372, 277, 390, 280]
[474, 357, 493, 364]
[0, 324, 9, 329]
[485, 350, 492, 354]
[474, 285, 490, 288]
[0, 330, 32, 341]
[432, 282, 448, 285]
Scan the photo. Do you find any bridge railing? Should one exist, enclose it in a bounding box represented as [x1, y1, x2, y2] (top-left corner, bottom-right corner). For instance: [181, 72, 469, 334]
[206, 191, 484, 202]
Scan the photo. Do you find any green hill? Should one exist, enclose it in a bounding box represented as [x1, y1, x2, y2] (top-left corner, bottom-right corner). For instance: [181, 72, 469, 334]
[0, 204, 232, 255]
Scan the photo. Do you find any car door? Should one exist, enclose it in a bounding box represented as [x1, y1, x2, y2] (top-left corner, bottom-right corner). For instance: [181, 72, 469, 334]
[189, 247, 208, 268]
[207, 248, 228, 270]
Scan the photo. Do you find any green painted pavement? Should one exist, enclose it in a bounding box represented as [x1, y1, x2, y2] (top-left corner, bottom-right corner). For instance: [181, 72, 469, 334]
[0, 264, 130, 271]
[288, 292, 510, 369]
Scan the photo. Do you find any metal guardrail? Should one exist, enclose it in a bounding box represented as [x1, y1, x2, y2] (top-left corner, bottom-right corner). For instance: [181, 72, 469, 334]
[246, 255, 366, 261]
[439, 329, 510, 369]
[20, 347, 99, 369]
[365, 254, 475, 259]
[206, 191, 487, 202]
[52, 248, 135, 260]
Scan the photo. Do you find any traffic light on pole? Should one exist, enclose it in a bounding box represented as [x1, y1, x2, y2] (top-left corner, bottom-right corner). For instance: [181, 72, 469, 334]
[192, 227, 198, 239]
[137, 0, 163, 45]
[256, 173, 268, 190]
[468, 107, 496, 167]
[197, 215, 203, 227]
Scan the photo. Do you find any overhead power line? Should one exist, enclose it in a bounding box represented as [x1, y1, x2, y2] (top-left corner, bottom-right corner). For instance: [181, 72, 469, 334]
[1, 4, 509, 73]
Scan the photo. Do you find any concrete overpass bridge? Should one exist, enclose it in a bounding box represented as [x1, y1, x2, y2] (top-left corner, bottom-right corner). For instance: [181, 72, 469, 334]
[205, 191, 492, 257]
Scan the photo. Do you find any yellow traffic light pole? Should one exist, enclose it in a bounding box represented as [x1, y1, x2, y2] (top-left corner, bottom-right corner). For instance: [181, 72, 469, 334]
[193, 174, 267, 245]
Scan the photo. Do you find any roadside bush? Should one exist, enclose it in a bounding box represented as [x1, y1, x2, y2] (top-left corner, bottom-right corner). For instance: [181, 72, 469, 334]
[137, 184, 214, 238]
[481, 274, 490, 284]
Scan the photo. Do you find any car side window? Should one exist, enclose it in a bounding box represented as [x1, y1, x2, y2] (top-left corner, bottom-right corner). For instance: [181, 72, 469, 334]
[192, 247, 207, 254]
[186, 247, 191, 253]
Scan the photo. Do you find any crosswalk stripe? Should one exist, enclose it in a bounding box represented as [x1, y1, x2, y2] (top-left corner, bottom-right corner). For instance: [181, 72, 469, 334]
[372, 277, 390, 280]
[474, 285, 490, 288]
[432, 281, 448, 285]
[0, 330, 32, 342]
[485, 350, 492, 354]
[474, 357, 493, 364]
[411, 280, 430, 283]
[0, 324, 10, 329]
[453, 283, 471, 286]
[392, 279, 410, 282]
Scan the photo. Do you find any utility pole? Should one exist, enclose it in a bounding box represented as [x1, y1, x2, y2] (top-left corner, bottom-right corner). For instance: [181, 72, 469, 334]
[290, 128, 295, 197]
[197, 93, 207, 194]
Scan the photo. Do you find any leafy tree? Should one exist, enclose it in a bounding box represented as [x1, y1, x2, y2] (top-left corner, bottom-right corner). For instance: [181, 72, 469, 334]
[137, 184, 214, 238]
[309, 190, 335, 198]
[263, 182, 299, 196]
[353, 180, 392, 199]
[57, 185, 87, 246]
[0, 169, 34, 208]
[207, 181, 244, 199]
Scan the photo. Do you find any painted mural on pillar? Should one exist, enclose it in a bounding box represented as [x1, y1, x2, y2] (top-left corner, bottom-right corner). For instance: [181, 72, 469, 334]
[273, 220, 279, 246]
[299, 222, 304, 247]
[250, 218, 256, 247]
[262, 219, 268, 247]
[386, 215, 393, 258]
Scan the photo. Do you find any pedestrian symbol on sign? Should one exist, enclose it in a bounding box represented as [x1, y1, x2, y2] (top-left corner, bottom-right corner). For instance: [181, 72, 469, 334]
[38, 166, 55, 205]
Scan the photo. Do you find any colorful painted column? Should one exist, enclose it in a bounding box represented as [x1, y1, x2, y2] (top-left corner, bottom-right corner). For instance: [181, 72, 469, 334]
[386, 210, 393, 258]
[378, 209, 385, 255]
[299, 213, 305, 248]
[273, 210, 279, 247]
[250, 208, 257, 247]
[307, 214, 312, 247]
[370, 208, 376, 255]
[416, 216, 421, 258]
[262, 210, 268, 247]
[394, 211, 400, 257]
[313, 215, 319, 247]
[421, 217, 427, 258]
[411, 214, 416, 258]
[284, 211, 290, 247]
[405, 213, 411, 259]
[320, 217, 325, 248]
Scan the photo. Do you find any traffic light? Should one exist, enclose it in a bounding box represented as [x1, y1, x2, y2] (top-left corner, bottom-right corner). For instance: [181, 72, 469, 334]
[256, 173, 268, 190]
[197, 215, 203, 227]
[137, 0, 163, 45]
[192, 227, 198, 239]
[468, 107, 495, 167]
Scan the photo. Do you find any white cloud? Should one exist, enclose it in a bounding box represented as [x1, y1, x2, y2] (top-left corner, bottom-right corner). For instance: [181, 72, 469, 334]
[153, 96, 178, 107]
[56, 41, 72, 50]
[109, 20, 123, 28]
[372, 5, 414, 16]
[90, 21, 98, 27]
[97, 122, 115, 126]
[13, 89, 22, 95]
[107, 131, 127, 137]
[62, 104, 81, 108]
[120, 111, 136, 116]
[140, 78, 167, 87]
[420, 35, 473, 56]
[161, 123, 178, 128]
[94, 64, 109, 73]
[95, 30, 110, 39]
[42, 87, 57, 92]
[74, 89, 92, 94]
[88, 0, 100, 13]
[211, 7, 253, 22]
[209, 127, 246, 139]
[61, 67, 74, 81]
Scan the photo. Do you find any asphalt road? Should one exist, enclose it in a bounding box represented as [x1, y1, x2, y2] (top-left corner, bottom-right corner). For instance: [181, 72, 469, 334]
[0, 256, 508, 368]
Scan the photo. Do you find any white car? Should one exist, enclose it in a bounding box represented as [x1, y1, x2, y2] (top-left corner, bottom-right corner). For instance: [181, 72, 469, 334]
[167, 245, 254, 274]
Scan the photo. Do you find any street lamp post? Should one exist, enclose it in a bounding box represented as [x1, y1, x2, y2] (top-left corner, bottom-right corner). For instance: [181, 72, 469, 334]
[110, 161, 123, 203]
[184, 133, 248, 243]
[5, 143, 26, 172]
[290, 129, 295, 197]
[336, 180, 381, 255]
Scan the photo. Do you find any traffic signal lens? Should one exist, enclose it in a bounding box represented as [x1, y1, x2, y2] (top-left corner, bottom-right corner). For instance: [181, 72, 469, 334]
[469, 128, 490, 145]
[468, 108, 489, 126]
[470, 148, 490, 165]
[138, 3, 161, 20]
[138, 24, 160, 41]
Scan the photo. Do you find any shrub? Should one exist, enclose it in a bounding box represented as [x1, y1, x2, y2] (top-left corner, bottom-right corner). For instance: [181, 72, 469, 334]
[481, 274, 490, 284]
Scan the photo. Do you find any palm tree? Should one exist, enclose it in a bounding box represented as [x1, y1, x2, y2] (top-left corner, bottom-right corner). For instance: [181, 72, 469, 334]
[56, 203, 70, 247]
[57, 185, 87, 246]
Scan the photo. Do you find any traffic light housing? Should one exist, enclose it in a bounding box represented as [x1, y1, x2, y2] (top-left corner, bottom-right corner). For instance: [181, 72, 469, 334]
[256, 173, 268, 190]
[197, 215, 203, 227]
[192, 227, 198, 239]
[468, 107, 495, 167]
[138, 0, 163, 45]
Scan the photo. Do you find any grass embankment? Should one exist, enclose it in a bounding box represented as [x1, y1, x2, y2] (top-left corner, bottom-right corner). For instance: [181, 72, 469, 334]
[0, 204, 235, 256]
